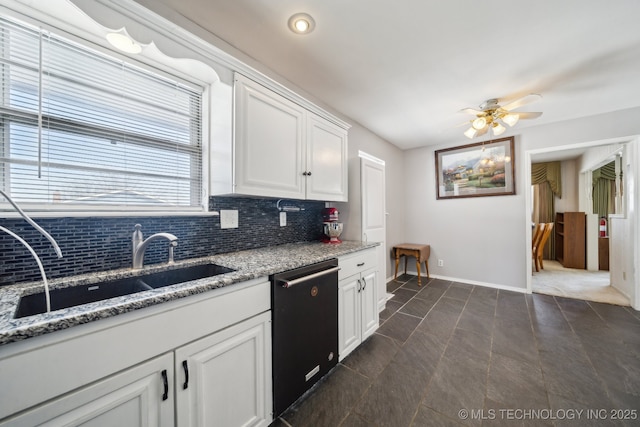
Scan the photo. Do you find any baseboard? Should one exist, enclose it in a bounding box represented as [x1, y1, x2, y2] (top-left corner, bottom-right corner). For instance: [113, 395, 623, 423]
[396, 272, 528, 294]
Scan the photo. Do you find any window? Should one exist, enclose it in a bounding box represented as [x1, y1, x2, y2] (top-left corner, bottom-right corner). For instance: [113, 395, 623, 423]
[0, 17, 204, 213]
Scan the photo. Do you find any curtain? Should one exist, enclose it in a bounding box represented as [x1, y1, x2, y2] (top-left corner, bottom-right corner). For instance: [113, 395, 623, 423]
[532, 161, 561, 260]
[593, 161, 616, 219]
[531, 161, 562, 197]
[533, 182, 555, 259]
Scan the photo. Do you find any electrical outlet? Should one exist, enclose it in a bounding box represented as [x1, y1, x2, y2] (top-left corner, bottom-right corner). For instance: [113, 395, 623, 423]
[280, 211, 287, 227]
[438, 259, 444, 267]
[220, 210, 238, 229]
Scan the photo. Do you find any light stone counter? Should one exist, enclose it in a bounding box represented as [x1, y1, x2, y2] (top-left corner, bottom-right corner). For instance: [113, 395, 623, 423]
[0, 241, 378, 346]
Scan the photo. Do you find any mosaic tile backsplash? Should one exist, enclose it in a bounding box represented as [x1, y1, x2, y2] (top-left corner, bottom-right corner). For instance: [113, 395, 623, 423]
[0, 197, 326, 286]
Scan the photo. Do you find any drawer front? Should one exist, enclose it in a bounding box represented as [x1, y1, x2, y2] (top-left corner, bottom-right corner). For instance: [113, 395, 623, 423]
[338, 248, 376, 280]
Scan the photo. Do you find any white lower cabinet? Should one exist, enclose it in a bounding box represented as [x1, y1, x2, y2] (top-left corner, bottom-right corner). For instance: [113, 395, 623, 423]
[175, 311, 272, 427]
[338, 249, 379, 361]
[7, 353, 175, 426]
[4, 312, 272, 427]
[0, 279, 273, 427]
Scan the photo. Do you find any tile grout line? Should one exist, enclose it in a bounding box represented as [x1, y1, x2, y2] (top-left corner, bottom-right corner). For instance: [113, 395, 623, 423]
[550, 295, 617, 408]
[521, 292, 555, 425]
[413, 281, 474, 425]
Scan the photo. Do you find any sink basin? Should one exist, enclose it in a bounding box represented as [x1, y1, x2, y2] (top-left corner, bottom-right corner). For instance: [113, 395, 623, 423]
[14, 263, 235, 319]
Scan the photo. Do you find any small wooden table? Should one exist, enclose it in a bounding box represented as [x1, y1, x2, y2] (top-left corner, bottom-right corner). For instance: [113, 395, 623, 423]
[393, 243, 430, 285]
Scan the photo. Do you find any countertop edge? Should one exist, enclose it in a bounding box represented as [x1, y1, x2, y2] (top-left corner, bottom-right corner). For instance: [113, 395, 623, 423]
[0, 241, 379, 346]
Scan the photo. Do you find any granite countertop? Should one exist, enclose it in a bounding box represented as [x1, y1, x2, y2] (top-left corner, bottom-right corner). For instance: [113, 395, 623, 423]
[0, 241, 378, 346]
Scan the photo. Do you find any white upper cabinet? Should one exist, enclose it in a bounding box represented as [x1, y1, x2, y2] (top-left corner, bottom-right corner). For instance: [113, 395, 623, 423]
[306, 113, 348, 201]
[233, 74, 306, 199]
[220, 73, 348, 201]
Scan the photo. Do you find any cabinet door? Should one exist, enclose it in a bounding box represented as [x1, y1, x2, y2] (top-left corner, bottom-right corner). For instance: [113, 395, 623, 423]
[360, 270, 379, 341]
[306, 113, 348, 201]
[175, 311, 272, 427]
[5, 354, 174, 427]
[338, 275, 361, 361]
[234, 74, 305, 199]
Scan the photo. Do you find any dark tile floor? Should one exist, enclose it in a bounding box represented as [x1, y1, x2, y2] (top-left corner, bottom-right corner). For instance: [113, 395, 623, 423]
[274, 274, 640, 426]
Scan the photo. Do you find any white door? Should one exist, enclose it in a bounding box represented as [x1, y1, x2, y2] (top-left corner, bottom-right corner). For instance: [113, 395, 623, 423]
[338, 275, 361, 361]
[175, 311, 272, 427]
[360, 269, 379, 340]
[360, 154, 387, 310]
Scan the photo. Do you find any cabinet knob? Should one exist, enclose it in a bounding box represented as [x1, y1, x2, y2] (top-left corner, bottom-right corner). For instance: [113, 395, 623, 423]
[302, 171, 312, 176]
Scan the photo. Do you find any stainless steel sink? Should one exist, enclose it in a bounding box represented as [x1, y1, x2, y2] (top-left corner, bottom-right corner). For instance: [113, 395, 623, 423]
[14, 263, 235, 319]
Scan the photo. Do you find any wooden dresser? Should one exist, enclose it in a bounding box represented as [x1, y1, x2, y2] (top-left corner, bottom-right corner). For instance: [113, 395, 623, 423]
[555, 212, 586, 269]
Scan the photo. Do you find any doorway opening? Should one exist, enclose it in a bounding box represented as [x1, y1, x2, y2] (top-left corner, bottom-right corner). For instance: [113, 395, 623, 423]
[525, 137, 638, 307]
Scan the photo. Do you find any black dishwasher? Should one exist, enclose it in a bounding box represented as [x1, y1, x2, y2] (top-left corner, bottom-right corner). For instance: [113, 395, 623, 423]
[271, 258, 339, 416]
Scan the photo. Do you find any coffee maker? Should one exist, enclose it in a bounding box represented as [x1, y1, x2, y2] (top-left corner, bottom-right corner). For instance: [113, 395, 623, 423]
[322, 207, 343, 244]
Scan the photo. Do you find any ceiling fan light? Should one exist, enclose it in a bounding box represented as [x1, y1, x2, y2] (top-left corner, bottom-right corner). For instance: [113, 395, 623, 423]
[502, 113, 519, 127]
[464, 127, 477, 139]
[472, 117, 487, 130]
[492, 123, 506, 136]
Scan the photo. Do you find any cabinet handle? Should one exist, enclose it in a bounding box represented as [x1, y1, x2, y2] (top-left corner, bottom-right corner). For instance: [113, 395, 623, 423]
[182, 360, 189, 390]
[307, 171, 312, 176]
[357, 279, 362, 293]
[161, 369, 169, 401]
[357, 262, 365, 267]
[362, 277, 367, 290]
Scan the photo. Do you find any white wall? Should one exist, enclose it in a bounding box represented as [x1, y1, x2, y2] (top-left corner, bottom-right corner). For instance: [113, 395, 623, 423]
[609, 140, 639, 304]
[576, 144, 626, 271]
[404, 107, 640, 293]
[555, 160, 578, 213]
[403, 141, 527, 290]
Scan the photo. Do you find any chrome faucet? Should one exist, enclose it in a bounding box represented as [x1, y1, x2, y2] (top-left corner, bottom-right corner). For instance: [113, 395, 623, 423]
[132, 224, 178, 269]
[0, 189, 63, 313]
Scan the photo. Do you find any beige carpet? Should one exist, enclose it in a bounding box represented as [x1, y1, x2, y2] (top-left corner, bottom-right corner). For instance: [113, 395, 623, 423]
[532, 260, 630, 306]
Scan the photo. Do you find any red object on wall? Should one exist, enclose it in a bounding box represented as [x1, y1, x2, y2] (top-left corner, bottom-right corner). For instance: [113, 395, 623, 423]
[599, 217, 607, 237]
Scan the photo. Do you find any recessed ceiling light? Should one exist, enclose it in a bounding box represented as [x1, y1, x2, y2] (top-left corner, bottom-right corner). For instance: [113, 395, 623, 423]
[106, 32, 142, 54]
[288, 13, 315, 35]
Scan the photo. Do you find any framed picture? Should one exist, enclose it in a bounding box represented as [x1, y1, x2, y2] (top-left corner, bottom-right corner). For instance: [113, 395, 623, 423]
[435, 136, 515, 199]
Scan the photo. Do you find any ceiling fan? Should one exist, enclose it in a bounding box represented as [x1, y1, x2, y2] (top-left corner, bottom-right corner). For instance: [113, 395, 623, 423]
[460, 94, 543, 139]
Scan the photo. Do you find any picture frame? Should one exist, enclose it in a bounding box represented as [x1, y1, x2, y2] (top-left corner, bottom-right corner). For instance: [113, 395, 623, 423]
[435, 136, 515, 199]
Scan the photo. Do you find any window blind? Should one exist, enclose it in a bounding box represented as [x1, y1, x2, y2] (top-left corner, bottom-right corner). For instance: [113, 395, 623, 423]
[0, 17, 203, 211]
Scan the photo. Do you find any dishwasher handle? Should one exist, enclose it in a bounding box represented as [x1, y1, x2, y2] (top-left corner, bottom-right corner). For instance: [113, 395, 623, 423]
[279, 266, 340, 288]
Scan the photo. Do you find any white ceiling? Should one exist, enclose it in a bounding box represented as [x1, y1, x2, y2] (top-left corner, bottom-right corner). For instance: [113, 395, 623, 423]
[147, 0, 640, 151]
